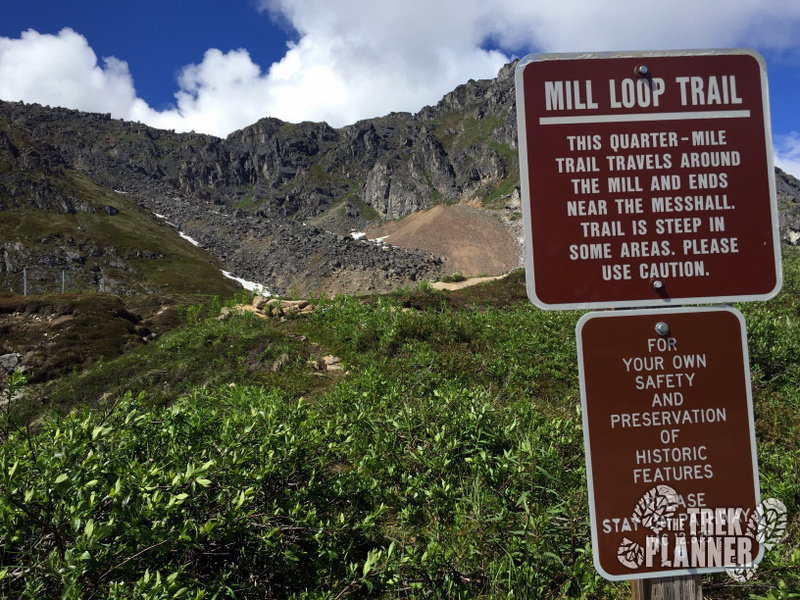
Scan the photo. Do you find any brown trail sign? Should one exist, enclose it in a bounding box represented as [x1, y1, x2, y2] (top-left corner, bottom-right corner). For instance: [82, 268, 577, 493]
[515, 49, 781, 310]
[576, 307, 762, 581]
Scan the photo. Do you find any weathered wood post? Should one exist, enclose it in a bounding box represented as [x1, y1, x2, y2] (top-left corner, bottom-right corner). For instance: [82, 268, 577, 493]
[631, 575, 703, 600]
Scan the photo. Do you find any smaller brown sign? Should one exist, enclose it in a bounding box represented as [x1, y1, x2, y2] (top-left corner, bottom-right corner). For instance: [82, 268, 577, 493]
[577, 307, 762, 580]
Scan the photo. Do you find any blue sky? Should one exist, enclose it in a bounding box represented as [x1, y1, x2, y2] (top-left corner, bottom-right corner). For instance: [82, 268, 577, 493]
[1, 0, 800, 176]
[0, 0, 296, 112]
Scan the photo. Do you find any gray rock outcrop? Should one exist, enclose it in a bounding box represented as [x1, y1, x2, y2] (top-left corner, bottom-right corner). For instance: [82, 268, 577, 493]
[1, 353, 22, 374]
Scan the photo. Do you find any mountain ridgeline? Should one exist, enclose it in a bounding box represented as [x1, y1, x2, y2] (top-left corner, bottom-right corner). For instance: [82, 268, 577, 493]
[1, 61, 799, 296]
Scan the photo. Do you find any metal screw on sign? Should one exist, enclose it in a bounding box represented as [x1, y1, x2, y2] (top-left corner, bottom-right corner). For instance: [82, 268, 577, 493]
[635, 64, 649, 78]
[655, 322, 670, 337]
[650, 278, 664, 292]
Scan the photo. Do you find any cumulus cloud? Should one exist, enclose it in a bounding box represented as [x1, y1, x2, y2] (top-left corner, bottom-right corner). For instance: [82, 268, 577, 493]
[2, 1, 800, 140]
[249, 0, 508, 125]
[775, 133, 800, 180]
[476, 0, 800, 54]
[0, 28, 149, 117]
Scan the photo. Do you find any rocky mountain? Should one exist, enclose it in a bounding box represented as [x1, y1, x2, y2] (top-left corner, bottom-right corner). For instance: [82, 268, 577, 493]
[2, 61, 799, 296]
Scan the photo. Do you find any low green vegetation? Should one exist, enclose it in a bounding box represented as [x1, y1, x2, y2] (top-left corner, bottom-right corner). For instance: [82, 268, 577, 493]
[439, 271, 467, 283]
[0, 192, 242, 297]
[433, 110, 507, 155]
[482, 167, 520, 209]
[1, 252, 799, 598]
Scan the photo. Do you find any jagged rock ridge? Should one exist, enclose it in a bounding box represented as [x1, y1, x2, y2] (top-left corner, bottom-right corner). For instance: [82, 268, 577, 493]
[1, 61, 799, 296]
[0, 62, 525, 295]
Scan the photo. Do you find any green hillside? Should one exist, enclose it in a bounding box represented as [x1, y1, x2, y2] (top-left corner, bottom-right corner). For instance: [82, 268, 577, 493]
[0, 165, 242, 297]
[1, 254, 799, 599]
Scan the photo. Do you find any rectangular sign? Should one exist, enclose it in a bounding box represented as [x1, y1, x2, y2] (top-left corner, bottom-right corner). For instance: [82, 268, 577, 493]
[577, 306, 762, 580]
[516, 49, 782, 309]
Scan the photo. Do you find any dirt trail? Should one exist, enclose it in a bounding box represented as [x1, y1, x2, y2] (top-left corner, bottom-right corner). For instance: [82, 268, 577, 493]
[431, 273, 508, 291]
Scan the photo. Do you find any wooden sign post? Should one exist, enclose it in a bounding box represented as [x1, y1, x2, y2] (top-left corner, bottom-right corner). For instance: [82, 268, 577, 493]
[631, 575, 702, 600]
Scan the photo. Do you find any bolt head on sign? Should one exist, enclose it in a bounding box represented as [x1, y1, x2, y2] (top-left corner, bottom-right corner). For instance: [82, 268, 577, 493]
[577, 307, 762, 580]
[515, 49, 782, 310]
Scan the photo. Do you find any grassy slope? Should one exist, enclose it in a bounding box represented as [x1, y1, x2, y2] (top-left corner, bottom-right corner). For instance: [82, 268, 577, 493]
[0, 292, 238, 387]
[1, 255, 799, 598]
[0, 168, 242, 297]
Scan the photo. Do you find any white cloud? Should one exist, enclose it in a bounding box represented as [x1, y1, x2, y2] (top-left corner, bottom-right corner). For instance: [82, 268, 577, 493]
[2, 2, 800, 137]
[152, 48, 275, 135]
[479, 0, 800, 54]
[0, 28, 151, 117]
[155, 0, 510, 132]
[775, 133, 800, 180]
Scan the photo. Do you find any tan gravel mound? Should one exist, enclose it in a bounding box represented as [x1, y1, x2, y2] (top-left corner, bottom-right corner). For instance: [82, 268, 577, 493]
[367, 204, 520, 277]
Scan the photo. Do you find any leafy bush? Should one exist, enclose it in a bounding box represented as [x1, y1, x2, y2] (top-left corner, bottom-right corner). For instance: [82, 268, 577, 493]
[1, 380, 615, 599]
[439, 272, 467, 283]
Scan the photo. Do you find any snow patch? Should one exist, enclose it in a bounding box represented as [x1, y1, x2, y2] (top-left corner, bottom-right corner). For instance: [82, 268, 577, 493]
[178, 232, 201, 247]
[222, 271, 271, 295]
[150, 210, 270, 294]
[351, 231, 391, 246]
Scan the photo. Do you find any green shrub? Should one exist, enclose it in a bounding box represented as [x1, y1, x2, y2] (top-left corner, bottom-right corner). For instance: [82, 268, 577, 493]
[440, 272, 467, 283]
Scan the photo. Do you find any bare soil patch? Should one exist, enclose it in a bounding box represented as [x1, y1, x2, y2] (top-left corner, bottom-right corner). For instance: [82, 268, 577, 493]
[367, 204, 521, 277]
[431, 274, 508, 291]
